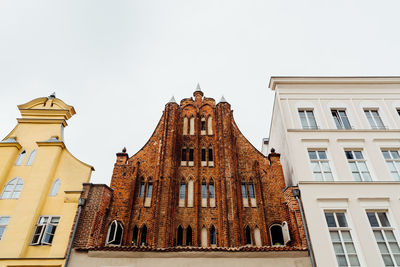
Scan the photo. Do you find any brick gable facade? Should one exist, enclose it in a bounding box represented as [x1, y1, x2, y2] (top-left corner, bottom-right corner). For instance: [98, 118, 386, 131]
[73, 90, 308, 251]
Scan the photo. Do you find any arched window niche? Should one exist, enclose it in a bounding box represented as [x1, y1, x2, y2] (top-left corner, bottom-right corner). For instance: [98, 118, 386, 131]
[140, 225, 147, 246]
[187, 178, 194, 207]
[26, 149, 37, 166]
[207, 116, 213, 135]
[210, 225, 216, 247]
[200, 117, 206, 135]
[49, 179, 60, 196]
[209, 178, 215, 207]
[245, 225, 252, 245]
[1, 177, 24, 199]
[183, 117, 188, 135]
[177, 225, 184, 246]
[201, 226, 207, 247]
[131, 225, 139, 246]
[201, 179, 207, 207]
[106, 220, 123, 246]
[186, 225, 193, 246]
[270, 222, 291, 246]
[15, 150, 26, 166]
[179, 179, 186, 207]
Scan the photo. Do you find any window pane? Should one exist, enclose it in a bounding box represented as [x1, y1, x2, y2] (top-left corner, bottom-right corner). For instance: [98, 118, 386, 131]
[336, 213, 348, 227]
[367, 212, 379, 227]
[330, 231, 340, 242]
[308, 151, 317, 159]
[241, 183, 247, 198]
[341, 115, 351, 129]
[209, 183, 215, 198]
[333, 242, 345, 253]
[378, 242, 390, 253]
[354, 151, 363, 159]
[179, 184, 186, 199]
[385, 231, 396, 242]
[325, 213, 336, 227]
[345, 243, 356, 254]
[312, 162, 321, 172]
[202, 183, 207, 198]
[342, 231, 352, 241]
[391, 151, 400, 159]
[389, 242, 400, 253]
[374, 231, 385, 241]
[382, 254, 394, 266]
[348, 254, 360, 266]
[345, 151, 354, 159]
[321, 162, 331, 172]
[378, 213, 390, 227]
[314, 172, 323, 181]
[324, 172, 333, 181]
[394, 255, 400, 265]
[336, 255, 348, 266]
[248, 183, 255, 198]
[382, 151, 391, 159]
[318, 151, 327, 159]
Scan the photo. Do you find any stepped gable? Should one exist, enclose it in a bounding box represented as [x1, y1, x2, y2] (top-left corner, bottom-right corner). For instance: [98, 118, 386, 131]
[73, 89, 307, 251]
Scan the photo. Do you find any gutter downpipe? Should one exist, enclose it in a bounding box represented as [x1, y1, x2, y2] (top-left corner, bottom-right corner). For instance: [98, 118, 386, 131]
[64, 198, 85, 267]
[293, 188, 316, 267]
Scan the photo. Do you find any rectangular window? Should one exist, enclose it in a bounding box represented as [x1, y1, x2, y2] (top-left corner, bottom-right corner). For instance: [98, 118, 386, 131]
[308, 150, 333, 181]
[241, 183, 247, 198]
[364, 109, 385, 129]
[139, 181, 145, 197]
[332, 110, 351, 129]
[382, 150, 400, 181]
[208, 148, 213, 162]
[325, 212, 360, 266]
[298, 109, 318, 129]
[0, 216, 10, 240]
[179, 183, 186, 199]
[367, 211, 400, 266]
[248, 183, 255, 199]
[201, 183, 207, 199]
[31, 216, 60, 245]
[345, 150, 372, 181]
[182, 148, 187, 161]
[189, 148, 194, 162]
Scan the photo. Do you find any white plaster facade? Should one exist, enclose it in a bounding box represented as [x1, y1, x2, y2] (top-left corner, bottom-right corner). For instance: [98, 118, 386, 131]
[266, 77, 400, 267]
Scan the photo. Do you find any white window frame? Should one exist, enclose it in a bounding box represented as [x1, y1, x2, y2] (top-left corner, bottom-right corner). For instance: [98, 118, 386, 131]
[345, 150, 372, 181]
[381, 150, 400, 181]
[366, 211, 400, 266]
[106, 220, 124, 246]
[0, 216, 10, 240]
[30, 216, 60, 245]
[49, 179, 61, 196]
[15, 150, 26, 166]
[364, 109, 386, 129]
[26, 149, 37, 166]
[331, 109, 352, 129]
[0, 177, 24, 199]
[308, 150, 334, 181]
[324, 211, 361, 267]
[298, 109, 318, 129]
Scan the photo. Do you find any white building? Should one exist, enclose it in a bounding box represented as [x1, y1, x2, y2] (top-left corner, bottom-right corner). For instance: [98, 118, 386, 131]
[266, 77, 400, 267]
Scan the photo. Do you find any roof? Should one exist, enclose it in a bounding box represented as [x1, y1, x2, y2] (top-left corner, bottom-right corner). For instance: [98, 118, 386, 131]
[268, 76, 400, 90]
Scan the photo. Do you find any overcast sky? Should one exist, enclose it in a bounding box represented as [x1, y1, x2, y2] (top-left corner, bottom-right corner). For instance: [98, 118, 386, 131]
[1, 0, 399, 185]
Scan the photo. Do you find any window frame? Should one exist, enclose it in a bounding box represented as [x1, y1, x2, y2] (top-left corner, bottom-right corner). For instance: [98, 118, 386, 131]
[381, 149, 400, 181]
[366, 210, 400, 266]
[308, 150, 334, 181]
[324, 211, 361, 267]
[15, 150, 26, 166]
[0, 216, 10, 240]
[1, 177, 24, 199]
[105, 220, 124, 246]
[345, 150, 372, 181]
[298, 109, 318, 129]
[49, 179, 61, 197]
[30, 216, 60, 246]
[331, 109, 352, 129]
[364, 109, 386, 130]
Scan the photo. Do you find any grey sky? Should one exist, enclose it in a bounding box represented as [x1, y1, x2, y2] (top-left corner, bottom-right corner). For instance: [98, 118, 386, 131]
[1, 0, 399, 185]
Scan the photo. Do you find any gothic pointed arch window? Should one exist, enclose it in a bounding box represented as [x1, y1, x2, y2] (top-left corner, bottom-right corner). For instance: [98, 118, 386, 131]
[132, 225, 139, 245]
[187, 178, 194, 207]
[139, 178, 145, 197]
[241, 180, 249, 207]
[207, 116, 213, 135]
[248, 179, 256, 207]
[245, 225, 252, 245]
[106, 220, 123, 245]
[183, 117, 188, 135]
[177, 225, 183, 246]
[186, 225, 193, 246]
[201, 147, 207, 166]
[210, 225, 216, 246]
[144, 179, 153, 207]
[26, 149, 37, 166]
[15, 150, 26, 166]
[208, 146, 214, 167]
[181, 146, 187, 166]
[179, 179, 186, 207]
[189, 117, 195, 135]
[200, 117, 206, 135]
[254, 226, 262, 247]
[270, 224, 284, 246]
[188, 146, 194, 166]
[1, 177, 24, 199]
[140, 225, 147, 246]
[49, 179, 60, 196]
[201, 226, 207, 247]
[209, 178, 215, 207]
[201, 179, 207, 207]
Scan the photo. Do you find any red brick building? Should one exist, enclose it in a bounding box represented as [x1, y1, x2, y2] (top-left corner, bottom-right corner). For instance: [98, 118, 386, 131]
[71, 89, 309, 262]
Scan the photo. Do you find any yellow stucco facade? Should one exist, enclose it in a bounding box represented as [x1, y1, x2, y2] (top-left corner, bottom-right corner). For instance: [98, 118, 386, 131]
[0, 96, 93, 267]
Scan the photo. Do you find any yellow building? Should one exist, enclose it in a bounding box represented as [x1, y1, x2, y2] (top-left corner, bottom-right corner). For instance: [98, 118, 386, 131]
[0, 94, 93, 267]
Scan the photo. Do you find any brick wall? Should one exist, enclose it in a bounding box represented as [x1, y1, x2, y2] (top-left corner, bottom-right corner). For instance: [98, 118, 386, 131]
[73, 91, 308, 250]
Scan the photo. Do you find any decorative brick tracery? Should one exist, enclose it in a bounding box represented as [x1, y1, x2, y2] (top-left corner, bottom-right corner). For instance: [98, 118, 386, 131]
[73, 90, 307, 251]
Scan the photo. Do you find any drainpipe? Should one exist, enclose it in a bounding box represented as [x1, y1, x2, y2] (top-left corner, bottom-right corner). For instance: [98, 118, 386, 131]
[292, 188, 316, 267]
[64, 198, 86, 267]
